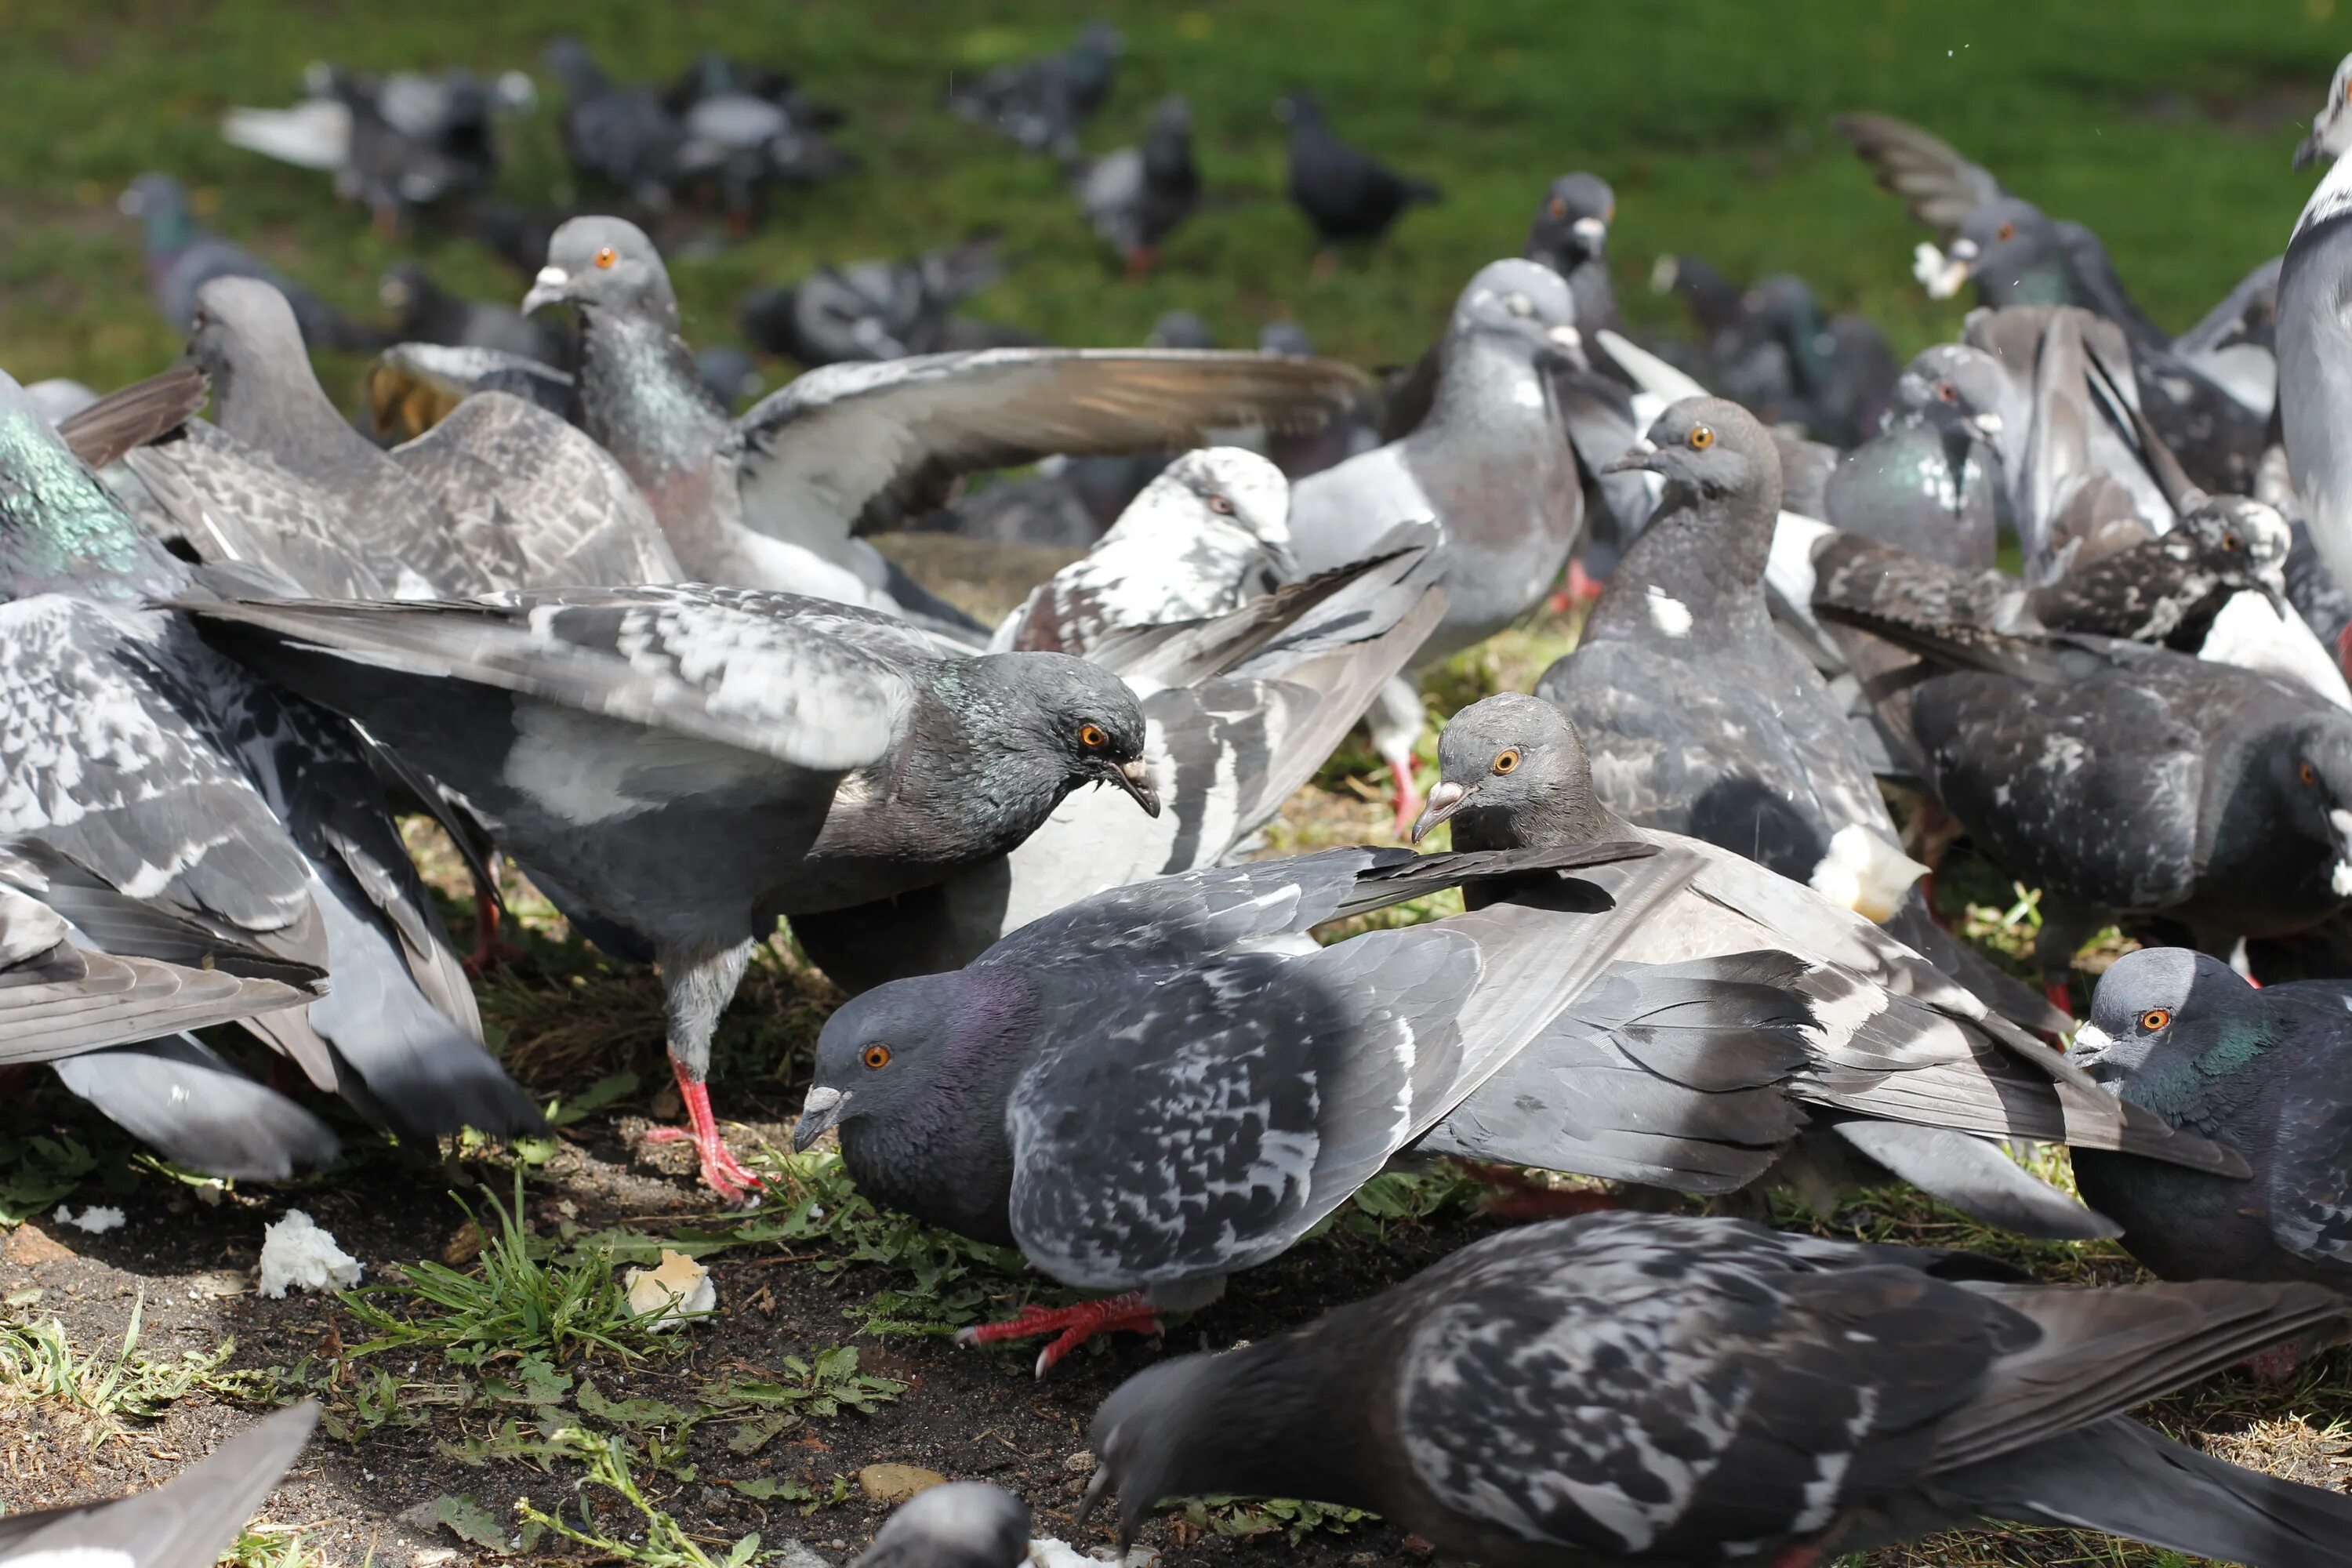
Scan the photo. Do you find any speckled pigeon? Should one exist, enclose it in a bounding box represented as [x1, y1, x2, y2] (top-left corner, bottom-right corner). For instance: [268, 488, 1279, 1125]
[1083, 1212, 2352, 1568]
[1075, 96, 1200, 279]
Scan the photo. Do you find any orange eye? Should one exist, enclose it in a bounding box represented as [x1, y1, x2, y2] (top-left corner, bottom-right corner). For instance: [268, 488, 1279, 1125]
[2138, 1009, 2171, 1033]
[593, 245, 618, 270]
[2302, 761, 2319, 786]
[1492, 748, 1520, 775]
[862, 1044, 892, 1069]
[1079, 724, 1107, 749]
[1936, 381, 1958, 403]
[1207, 494, 1235, 515]
[1548, 196, 1567, 220]
[1688, 424, 1715, 450]
[1996, 221, 2016, 241]
[2222, 532, 2243, 552]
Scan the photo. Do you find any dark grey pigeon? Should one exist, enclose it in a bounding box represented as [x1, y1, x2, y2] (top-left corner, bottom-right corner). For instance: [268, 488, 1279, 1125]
[795, 528, 1444, 991]
[1290, 258, 1585, 832]
[127, 277, 678, 597]
[379, 263, 569, 366]
[1824, 343, 2007, 568]
[1082, 1213, 2352, 1568]
[543, 37, 687, 210]
[0, 1402, 320, 1568]
[739, 239, 1012, 368]
[522, 216, 1364, 630]
[1074, 96, 1200, 278]
[118, 173, 382, 351]
[947, 21, 1121, 158]
[1523, 172, 1620, 334]
[1410, 692, 2209, 1233]
[1276, 93, 1439, 257]
[0, 368, 535, 1167]
[2069, 948, 2352, 1313]
[850, 1482, 1029, 1568]
[182, 584, 1156, 1201]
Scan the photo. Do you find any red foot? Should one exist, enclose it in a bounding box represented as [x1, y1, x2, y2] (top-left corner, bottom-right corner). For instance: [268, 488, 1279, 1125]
[1388, 756, 1425, 840]
[2042, 978, 2074, 1020]
[462, 884, 523, 979]
[954, 1290, 1162, 1377]
[643, 1064, 766, 1203]
[1458, 1161, 1622, 1221]
[2238, 1338, 2308, 1381]
[1547, 558, 1606, 615]
[1123, 245, 1157, 281]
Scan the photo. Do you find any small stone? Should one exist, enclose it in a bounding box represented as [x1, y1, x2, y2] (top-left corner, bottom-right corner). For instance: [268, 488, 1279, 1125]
[857, 1464, 946, 1504]
[442, 1221, 484, 1266]
[1062, 1450, 1097, 1475]
[1402, 1534, 1437, 1560]
[6, 1225, 71, 1265]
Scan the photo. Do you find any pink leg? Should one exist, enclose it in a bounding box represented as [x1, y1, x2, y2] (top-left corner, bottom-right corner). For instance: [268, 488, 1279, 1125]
[2042, 978, 2074, 1021]
[2337, 622, 2352, 682]
[1388, 756, 1425, 840]
[1457, 1160, 1622, 1221]
[1124, 245, 1157, 281]
[2239, 1338, 2307, 1381]
[643, 1062, 766, 1203]
[954, 1290, 1163, 1377]
[1546, 558, 1606, 615]
[463, 882, 523, 978]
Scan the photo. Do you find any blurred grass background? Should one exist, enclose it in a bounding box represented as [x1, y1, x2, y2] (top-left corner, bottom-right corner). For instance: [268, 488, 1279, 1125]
[0, 0, 2345, 397]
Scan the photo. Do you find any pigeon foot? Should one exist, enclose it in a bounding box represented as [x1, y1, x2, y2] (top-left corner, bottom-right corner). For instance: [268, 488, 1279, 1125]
[644, 1068, 766, 1203]
[1388, 757, 1425, 840]
[2238, 1338, 2310, 1381]
[462, 885, 523, 978]
[2042, 978, 2074, 1018]
[1457, 1160, 1621, 1222]
[1546, 557, 1606, 615]
[955, 1291, 1162, 1376]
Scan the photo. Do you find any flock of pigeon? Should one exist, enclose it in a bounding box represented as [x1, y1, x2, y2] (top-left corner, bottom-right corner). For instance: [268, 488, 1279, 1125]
[21, 23, 2352, 1568]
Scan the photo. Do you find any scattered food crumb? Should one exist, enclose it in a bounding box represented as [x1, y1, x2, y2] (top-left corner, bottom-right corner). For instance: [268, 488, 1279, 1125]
[623, 1247, 714, 1327]
[55, 1204, 125, 1235]
[257, 1208, 364, 1298]
[857, 1463, 946, 1504]
[1029, 1537, 1157, 1568]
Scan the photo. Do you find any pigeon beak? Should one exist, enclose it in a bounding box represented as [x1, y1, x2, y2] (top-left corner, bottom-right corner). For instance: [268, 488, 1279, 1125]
[1108, 757, 1162, 818]
[1076, 1465, 1113, 1530]
[2296, 127, 2325, 172]
[791, 1085, 848, 1152]
[2066, 1022, 2117, 1077]
[521, 267, 572, 314]
[1410, 779, 1474, 844]
[1969, 412, 2004, 441]
[1570, 216, 1608, 249]
[1602, 437, 1658, 475]
[1544, 323, 1584, 358]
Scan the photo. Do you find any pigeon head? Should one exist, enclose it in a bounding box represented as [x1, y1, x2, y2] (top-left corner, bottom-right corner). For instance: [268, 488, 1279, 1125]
[950, 652, 1159, 818]
[540, 36, 610, 97]
[851, 1482, 1032, 1568]
[1413, 692, 1616, 849]
[2252, 716, 2352, 901]
[1083, 1355, 1227, 1547]
[2177, 495, 2290, 587]
[1258, 321, 1315, 358]
[1144, 96, 1193, 170]
[2296, 52, 2352, 170]
[1147, 310, 1215, 350]
[376, 263, 436, 326]
[524, 216, 679, 328]
[1450, 259, 1583, 361]
[1525, 172, 1615, 272]
[186, 277, 311, 417]
[1123, 447, 1291, 553]
[0, 371, 182, 602]
[118, 173, 193, 253]
[1945, 198, 2068, 307]
[2069, 947, 2282, 1121]
[1606, 395, 1781, 508]
[1896, 343, 2005, 445]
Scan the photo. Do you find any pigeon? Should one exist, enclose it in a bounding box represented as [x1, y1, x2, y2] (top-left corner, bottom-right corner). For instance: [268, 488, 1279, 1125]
[0, 369, 536, 1167]
[1409, 692, 2208, 1232]
[2294, 50, 2352, 171]
[1074, 96, 1201, 279]
[0, 1402, 320, 1568]
[543, 37, 688, 210]
[118, 173, 383, 351]
[379, 263, 570, 366]
[1276, 93, 1439, 260]
[739, 239, 1012, 367]
[990, 447, 1294, 655]
[660, 52, 847, 136]
[1082, 1213, 2352, 1568]
[1746, 274, 1898, 448]
[2067, 947, 2352, 1326]
[850, 1483, 1031, 1568]
[2278, 142, 2352, 644]
[947, 21, 1122, 158]
[182, 584, 1157, 1200]
[1823, 343, 2008, 568]
[667, 71, 858, 228]
[1288, 259, 1585, 830]
[793, 529, 1445, 990]
[524, 216, 1366, 630]
[1523, 172, 1620, 334]
[126, 276, 677, 600]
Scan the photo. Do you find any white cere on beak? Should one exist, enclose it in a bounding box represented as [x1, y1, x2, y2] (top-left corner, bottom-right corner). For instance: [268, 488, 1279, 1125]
[1971, 412, 2003, 439]
[1425, 781, 1466, 813]
[533, 266, 568, 291]
[1570, 216, 1609, 248]
[2331, 811, 2352, 896]
[1546, 324, 1584, 352]
[2069, 1022, 2116, 1059]
[1808, 824, 1929, 924]
[801, 1086, 843, 1115]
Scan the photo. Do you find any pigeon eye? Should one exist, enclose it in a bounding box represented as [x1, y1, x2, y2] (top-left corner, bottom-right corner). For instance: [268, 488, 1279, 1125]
[1996, 221, 2016, 242]
[2138, 1008, 2171, 1033]
[1936, 381, 1958, 403]
[593, 245, 618, 270]
[1548, 196, 1568, 220]
[2222, 533, 2243, 552]
[862, 1044, 893, 1069]
[2302, 760, 2319, 786]
[1079, 724, 1108, 749]
[1206, 494, 1236, 515]
[1492, 748, 1521, 775]
[1504, 292, 1535, 317]
[1687, 425, 1715, 450]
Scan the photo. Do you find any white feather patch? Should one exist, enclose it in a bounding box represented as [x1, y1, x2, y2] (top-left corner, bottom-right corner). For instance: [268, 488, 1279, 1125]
[1807, 825, 1928, 924]
[1644, 586, 1693, 637]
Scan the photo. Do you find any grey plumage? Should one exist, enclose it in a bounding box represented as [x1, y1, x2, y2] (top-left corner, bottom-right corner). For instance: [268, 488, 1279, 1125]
[2281, 152, 2352, 615]
[1074, 97, 1200, 272]
[948, 22, 1122, 158]
[1083, 1213, 2352, 1568]
[739, 240, 1013, 368]
[118, 173, 381, 352]
[850, 1483, 1030, 1568]
[379, 263, 569, 365]
[224, 64, 524, 228]
[1523, 172, 1620, 335]
[1824, 344, 2007, 568]
[1276, 93, 1440, 248]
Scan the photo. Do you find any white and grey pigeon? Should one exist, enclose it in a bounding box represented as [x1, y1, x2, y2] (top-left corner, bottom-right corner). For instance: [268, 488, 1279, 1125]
[849, 1483, 1030, 1568]
[520, 216, 1367, 641]
[990, 446, 1294, 655]
[792, 836, 2229, 1372]
[2278, 89, 2352, 658]
[0, 1402, 319, 1568]
[738, 238, 1012, 368]
[1082, 1214, 2352, 1568]
[1073, 96, 1200, 278]
[1410, 692, 2217, 1232]
[0, 368, 536, 1169]
[183, 584, 1157, 1202]
[1287, 257, 1586, 831]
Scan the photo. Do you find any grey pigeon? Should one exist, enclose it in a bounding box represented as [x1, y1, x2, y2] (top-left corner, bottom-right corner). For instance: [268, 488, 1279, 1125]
[2279, 146, 2352, 636]
[1083, 1213, 2352, 1568]
[1823, 343, 2007, 568]
[379, 263, 570, 366]
[0, 369, 535, 1167]
[850, 1483, 1029, 1568]
[127, 276, 678, 598]
[183, 585, 1156, 1200]
[118, 173, 383, 351]
[0, 1403, 320, 1568]
[1276, 93, 1440, 260]
[1289, 258, 1585, 831]
[990, 446, 1294, 655]
[739, 239, 1013, 367]
[523, 216, 1366, 633]
[2068, 947, 2352, 1337]
[947, 21, 1121, 158]
[1410, 692, 2209, 1234]
[542, 37, 687, 210]
[794, 529, 1445, 990]
[1075, 96, 1200, 278]
[1523, 172, 1620, 334]
[2295, 52, 2352, 171]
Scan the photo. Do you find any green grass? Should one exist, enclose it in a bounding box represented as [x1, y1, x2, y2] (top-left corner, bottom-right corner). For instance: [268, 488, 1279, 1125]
[0, 1291, 265, 1443]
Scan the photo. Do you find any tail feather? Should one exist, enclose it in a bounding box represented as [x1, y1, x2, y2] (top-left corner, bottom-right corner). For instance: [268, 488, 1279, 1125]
[222, 101, 351, 171]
